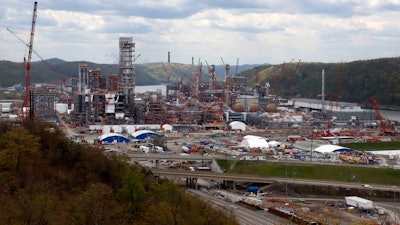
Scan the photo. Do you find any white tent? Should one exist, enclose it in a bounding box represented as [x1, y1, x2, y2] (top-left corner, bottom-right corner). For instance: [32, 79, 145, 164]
[239, 135, 269, 150]
[229, 121, 246, 131]
[268, 140, 281, 147]
[162, 124, 173, 132]
[313, 144, 353, 154]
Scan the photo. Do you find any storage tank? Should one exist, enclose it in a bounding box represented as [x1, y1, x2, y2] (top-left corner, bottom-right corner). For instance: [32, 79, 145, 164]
[266, 103, 277, 113]
[249, 103, 261, 112]
[233, 103, 244, 112]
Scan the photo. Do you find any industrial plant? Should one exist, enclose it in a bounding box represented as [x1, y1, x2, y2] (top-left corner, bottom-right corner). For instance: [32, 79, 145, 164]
[1, 34, 393, 137]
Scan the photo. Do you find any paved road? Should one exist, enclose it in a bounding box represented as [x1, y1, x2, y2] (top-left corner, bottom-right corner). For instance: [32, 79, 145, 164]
[151, 168, 400, 192]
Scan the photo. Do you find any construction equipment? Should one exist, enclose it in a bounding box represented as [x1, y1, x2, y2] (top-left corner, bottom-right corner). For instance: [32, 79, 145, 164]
[220, 57, 230, 107]
[23, 1, 38, 120]
[204, 60, 217, 93]
[370, 97, 396, 135]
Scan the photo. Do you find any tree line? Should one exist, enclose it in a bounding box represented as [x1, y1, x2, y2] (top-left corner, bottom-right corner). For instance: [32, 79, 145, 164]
[0, 121, 238, 225]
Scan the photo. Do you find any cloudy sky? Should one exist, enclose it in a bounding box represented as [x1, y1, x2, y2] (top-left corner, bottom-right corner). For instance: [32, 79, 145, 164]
[1, 0, 400, 65]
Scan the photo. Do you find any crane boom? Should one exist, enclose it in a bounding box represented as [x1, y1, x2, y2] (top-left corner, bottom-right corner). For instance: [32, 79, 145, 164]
[370, 97, 396, 135]
[24, 1, 38, 119]
[7, 28, 67, 87]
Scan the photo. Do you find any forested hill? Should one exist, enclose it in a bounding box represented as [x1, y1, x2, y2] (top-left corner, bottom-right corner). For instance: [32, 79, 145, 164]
[240, 57, 400, 109]
[0, 121, 239, 224]
[1, 57, 400, 108]
[0, 58, 258, 88]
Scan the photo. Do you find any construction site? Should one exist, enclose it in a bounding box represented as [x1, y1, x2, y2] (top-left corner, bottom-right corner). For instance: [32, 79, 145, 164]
[4, 2, 399, 141]
[12, 33, 399, 141]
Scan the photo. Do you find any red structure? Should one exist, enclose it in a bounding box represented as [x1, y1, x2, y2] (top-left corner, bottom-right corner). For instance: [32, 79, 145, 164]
[24, 1, 38, 120]
[370, 97, 396, 135]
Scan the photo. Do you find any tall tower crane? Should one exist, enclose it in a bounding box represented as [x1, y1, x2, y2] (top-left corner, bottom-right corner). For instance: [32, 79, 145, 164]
[24, 1, 38, 120]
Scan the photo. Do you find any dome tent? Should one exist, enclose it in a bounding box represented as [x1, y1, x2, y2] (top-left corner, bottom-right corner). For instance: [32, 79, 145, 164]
[98, 133, 129, 144]
[229, 121, 246, 131]
[239, 135, 269, 151]
[313, 144, 353, 154]
[130, 130, 162, 140]
[162, 124, 173, 132]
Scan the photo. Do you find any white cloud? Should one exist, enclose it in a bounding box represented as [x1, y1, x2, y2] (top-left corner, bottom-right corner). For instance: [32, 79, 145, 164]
[1, 0, 400, 65]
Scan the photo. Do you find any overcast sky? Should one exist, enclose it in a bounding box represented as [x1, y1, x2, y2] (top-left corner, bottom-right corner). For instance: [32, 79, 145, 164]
[1, 0, 400, 65]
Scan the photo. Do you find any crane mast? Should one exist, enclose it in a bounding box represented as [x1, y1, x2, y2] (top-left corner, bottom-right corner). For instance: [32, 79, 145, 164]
[24, 1, 38, 120]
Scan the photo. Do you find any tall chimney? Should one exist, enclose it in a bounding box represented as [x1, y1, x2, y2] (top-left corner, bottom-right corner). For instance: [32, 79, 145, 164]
[322, 69, 325, 112]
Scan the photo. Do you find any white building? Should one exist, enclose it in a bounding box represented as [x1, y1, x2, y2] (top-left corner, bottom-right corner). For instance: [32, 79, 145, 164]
[345, 196, 373, 209]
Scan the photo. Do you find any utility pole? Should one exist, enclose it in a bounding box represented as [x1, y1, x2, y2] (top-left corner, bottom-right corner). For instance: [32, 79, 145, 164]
[285, 164, 288, 199]
[394, 186, 397, 224]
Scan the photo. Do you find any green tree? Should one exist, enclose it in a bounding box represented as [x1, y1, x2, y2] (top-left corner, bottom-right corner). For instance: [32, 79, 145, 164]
[0, 126, 40, 182]
[118, 169, 147, 219]
[66, 183, 125, 225]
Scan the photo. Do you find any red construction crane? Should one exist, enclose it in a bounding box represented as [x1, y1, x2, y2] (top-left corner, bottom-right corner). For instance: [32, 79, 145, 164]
[370, 97, 396, 135]
[24, 1, 38, 120]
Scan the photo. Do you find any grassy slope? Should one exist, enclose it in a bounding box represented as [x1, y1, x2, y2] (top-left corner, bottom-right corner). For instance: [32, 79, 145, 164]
[217, 160, 400, 186]
[217, 142, 400, 185]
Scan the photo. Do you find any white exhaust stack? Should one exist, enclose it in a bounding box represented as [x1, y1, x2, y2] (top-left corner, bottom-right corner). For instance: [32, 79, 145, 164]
[322, 69, 325, 112]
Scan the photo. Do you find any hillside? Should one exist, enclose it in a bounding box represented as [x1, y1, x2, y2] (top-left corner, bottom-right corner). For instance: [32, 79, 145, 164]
[1, 57, 400, 108]
[0, 58, 258, 88]
[240, 57, 400, 109]
[0, 121, 239, 225]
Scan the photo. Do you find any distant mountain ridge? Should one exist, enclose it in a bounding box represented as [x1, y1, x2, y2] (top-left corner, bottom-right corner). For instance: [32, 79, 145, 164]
[1, 57, 400, 108]
[240, 57, 400, 109]
[0, 58, 262, 88]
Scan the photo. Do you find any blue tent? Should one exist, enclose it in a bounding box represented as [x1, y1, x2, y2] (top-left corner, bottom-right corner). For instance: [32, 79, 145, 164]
[98, 133, 129, 144]
[130, 130, 162, 140]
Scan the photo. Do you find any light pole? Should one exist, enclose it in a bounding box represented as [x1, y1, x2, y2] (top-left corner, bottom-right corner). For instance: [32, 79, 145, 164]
[285, 164, 288, 200]
[310, 131, 314, 161]
[394, 186, 397, 224]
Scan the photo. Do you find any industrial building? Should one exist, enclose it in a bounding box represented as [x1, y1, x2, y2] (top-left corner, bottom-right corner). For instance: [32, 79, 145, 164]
[17, 35, 393, 139]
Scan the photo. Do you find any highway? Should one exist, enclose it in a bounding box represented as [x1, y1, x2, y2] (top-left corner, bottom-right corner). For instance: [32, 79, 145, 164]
[151, 168, 399, 192]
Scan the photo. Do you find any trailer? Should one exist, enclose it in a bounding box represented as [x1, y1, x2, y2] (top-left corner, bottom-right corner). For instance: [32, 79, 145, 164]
[345, 196, 373, 209]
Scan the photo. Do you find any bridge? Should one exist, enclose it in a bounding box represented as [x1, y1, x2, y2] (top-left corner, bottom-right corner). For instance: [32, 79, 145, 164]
[150, 168, 398, 192]
[127, 153, 217, 161]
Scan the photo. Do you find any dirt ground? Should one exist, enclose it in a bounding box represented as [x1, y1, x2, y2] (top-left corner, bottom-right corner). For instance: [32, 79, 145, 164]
[260, 182, 394, 224]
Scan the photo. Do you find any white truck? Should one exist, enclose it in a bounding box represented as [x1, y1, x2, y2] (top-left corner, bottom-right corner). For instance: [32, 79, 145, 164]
[139, 146, 150, 153]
